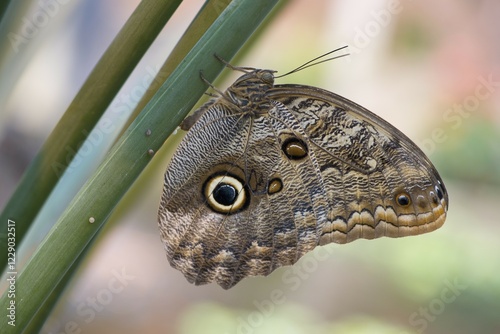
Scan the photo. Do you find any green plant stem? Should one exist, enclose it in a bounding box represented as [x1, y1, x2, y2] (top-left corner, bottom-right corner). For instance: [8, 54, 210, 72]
[0, 0, 183, 272]
[117, 0, 233, 138]
[0, 0, 278, 332]
[29, 1, 234, 331]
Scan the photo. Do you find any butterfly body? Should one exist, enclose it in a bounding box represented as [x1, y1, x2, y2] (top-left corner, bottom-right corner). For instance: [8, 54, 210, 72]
[158, 68, 448, 289]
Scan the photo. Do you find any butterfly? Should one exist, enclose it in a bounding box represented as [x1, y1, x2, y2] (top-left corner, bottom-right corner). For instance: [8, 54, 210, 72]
[158, 49, 448, 289]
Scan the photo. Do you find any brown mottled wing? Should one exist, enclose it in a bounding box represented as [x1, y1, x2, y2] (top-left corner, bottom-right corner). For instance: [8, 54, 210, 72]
[158, 101, 329, 289]
[158, 82, 449, 290]
[268, 84, 448, 245]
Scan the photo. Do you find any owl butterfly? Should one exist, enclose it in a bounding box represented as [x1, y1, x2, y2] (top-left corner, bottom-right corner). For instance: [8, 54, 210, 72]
[158, 49, 448, 289]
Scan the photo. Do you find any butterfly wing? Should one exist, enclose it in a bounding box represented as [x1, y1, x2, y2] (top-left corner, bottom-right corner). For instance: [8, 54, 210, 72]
[268, 84, 448, 245]
[158, 78, 449, 290]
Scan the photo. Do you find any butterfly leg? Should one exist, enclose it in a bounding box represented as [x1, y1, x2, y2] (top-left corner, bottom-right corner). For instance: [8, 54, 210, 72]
[213, 53, 258, 73]
[199, 70, 225, 96]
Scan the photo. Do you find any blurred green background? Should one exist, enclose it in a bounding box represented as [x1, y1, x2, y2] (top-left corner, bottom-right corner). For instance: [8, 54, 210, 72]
[1, 0, 499, 333]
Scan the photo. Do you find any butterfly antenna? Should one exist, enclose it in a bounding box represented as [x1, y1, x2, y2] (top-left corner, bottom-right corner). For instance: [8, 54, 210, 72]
[275, 46, 350, 78]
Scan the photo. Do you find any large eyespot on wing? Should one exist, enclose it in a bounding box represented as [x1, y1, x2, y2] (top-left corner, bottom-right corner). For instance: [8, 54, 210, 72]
[268, 85, 448, 244]
[202, 173, 249, 214]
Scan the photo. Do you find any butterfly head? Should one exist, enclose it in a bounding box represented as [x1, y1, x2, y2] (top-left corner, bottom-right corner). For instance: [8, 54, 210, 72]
[232, 69, 276, 88]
